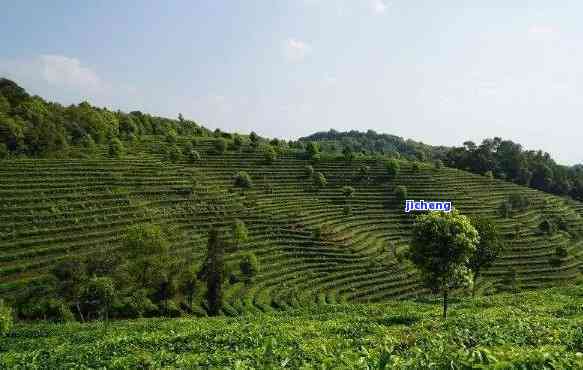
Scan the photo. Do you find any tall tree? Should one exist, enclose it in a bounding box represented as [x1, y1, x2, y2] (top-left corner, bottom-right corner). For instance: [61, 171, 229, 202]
[409, 210, 479, 319]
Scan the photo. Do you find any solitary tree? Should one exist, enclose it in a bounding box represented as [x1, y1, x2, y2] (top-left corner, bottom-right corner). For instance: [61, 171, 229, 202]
[468, 216, 503, 297]
[306, 142, 320, 160]
[409, 210, 479, 319]
[122, 224, 170, 289]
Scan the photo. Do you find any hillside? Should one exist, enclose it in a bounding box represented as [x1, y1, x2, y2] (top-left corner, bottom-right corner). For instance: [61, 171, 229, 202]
[2, 286, 582, 368]
[2, 134, 583, 316]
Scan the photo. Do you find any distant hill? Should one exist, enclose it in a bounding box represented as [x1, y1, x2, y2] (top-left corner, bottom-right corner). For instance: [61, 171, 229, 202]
[299, 129, 449, 161]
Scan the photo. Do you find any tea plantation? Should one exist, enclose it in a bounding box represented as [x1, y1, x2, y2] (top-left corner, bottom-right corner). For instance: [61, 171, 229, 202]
[1, 286, 582, 368]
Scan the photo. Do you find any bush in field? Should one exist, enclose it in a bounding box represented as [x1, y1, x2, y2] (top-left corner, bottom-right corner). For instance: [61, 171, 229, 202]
[313, 172, 327, 190]
[213, 138, 227, 154]
[306, 141, 320, 160]
[239, 253, 260, 283]
[166, 145, 182, 162]
[0, 143, 8, 159]
[412, 162, 420, 172]
[231, 219, 249, 250]
[179, 267, 198, 311]
[342, 146, 354, 161]
[341, 185, 355, 200]
[304, 165, 314, 178]
[409, 210, 479, 319]
[234, 171, 253, 189]
[359, 165, 370, 182]
[434, 160, 443, 169]
[108, 138, 124, 158]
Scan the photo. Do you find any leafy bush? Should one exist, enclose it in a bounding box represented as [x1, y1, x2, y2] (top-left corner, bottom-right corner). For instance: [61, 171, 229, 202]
[234, 171, 253, 189]
[385, 159, 400, 178]
[213, 138, 227, 154]
[313, 172, 327, 190]
[108, 138, 124, 158]
[261, 144, 277, 164]
[239, 253, 260, 282]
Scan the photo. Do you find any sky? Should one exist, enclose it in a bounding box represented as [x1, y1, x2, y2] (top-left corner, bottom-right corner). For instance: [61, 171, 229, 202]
[1, 0, 582, 164]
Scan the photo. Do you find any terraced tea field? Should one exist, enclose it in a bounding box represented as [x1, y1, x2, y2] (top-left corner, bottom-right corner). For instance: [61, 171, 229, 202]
[1, 136, 583, 314]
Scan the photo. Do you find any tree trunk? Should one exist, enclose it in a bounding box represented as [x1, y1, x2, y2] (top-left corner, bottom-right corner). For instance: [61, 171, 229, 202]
[443, 287, 448, 320]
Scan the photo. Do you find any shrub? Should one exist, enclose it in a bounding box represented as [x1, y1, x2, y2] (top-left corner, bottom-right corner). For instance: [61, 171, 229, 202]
[261, 144, 277, 164]
[304, 165, 314, 178]
[313, 172, 327, 190]
[108, 138, 124, 158]
[434, 160, 443, 170]
[166, 145, 182, 162]
[234, 171, 253, 189]
[385, 159, 400, 179]
[555, 246, 568, 258]
[539, 219, 556, 235]
[484, 170, 494, 179]
[214, 138, 227, 154]
[508, 193, 529, 211]
[341, 186, 355, 199]
[411, 162, 420, 172]
[239, 253, 260, 282]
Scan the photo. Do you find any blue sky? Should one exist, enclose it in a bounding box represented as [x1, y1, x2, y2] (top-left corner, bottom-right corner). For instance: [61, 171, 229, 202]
[1, 0, 582, 164]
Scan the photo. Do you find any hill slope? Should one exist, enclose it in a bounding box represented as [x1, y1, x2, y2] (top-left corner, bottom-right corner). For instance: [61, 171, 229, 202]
[1, 135, 583, 315]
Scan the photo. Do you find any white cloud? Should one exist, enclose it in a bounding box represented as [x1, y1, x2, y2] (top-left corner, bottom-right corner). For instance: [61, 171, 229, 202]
[282, 38, 311, 62]
[40, 55, 102, 91]
[371, 0, 389, 14]
[528, 25, 557, 35]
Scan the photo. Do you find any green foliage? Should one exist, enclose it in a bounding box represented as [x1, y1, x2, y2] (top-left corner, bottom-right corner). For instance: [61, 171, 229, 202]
[166, 144, 182, 162]
[179, 267, 198, 311]
[231, 219, 249, 249]
[0, 300, 12, 336]
[313, 172, 327, 190]
[261, 144, 277, 164]
[409, 210, 479, 318]
[81, 277, 115, 320]
[2, 287, 582, 368]
[0, 143, 8, 159]
[239, 252, 260, 282]
[434, 159, 444, 169]
[342, 146, 354, 161]
[234, 171, 253, 189]
[341, 185, 355, 199]
[468, 216, 504, 296]
[108, 138, 124, 158]
[304, 165, 314, 178]
[213, 138, 227, 154]
[385, 159, 400, 179]
[306, 141, 320, 160]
